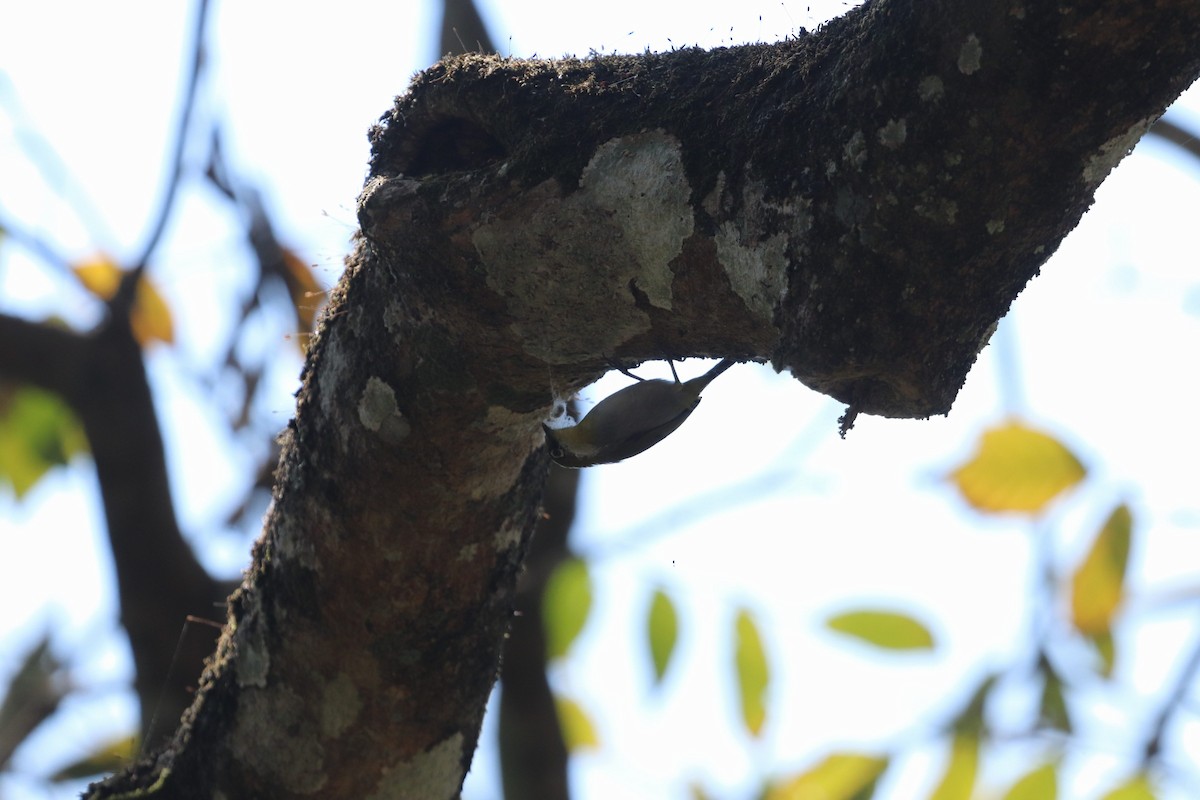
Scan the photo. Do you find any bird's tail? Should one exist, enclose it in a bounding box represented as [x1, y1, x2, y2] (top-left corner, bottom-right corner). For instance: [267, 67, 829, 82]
[686, 357, 737, 392]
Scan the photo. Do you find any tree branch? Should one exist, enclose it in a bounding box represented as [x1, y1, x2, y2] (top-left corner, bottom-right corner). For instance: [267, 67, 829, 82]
[128, 0, 211, 278]
[499, 464, 577, 800]
[0, 312, 228, 748]
[88, 0, 1200, 795]
[368, 0, 1200, 418]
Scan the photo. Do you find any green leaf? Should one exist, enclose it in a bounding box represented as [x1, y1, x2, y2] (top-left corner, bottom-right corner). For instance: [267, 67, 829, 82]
[1037, 657, 1072, 733]
[734, 607, 770, 737]
[553, 694, 599, 752]
[1099, 774, 1156, 800]
[0, 384, 87, 499]
[952, 674, 997, 738]
[0, 633, 68, 771]
[1001, 761, 1057, 800]
[542, 558, 592, 660]
[646, 588, 678, 685]
[51, 734, 138, 781]
[825, 608, 936, 651]
[947, 420, 1085, 514]
[1086, 629, 1118, 679]
[1071, 505, 1133, 636]
[929, 735, 978, 800]
[767, 753, 888, 800]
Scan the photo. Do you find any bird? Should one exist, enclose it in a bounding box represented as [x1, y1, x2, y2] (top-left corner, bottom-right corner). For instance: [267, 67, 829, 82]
[543, 358, 736, 468]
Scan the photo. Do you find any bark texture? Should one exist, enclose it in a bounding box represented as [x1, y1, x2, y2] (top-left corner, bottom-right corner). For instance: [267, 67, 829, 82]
[88, 0, 1200, 796]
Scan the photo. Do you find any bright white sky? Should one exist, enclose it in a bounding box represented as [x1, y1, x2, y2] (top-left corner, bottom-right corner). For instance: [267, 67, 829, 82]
[2, 2, 1200, 799]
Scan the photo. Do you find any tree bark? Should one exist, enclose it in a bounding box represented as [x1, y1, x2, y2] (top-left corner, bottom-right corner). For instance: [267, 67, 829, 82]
[89, 0, 1200, 796]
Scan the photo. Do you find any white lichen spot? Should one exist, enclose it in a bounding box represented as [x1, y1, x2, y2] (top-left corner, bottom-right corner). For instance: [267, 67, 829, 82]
[714, 180, 807, 323]
[493, 520, 523, 552]
[319, 673, 362, 739]
[1083, 116, 1155, 186]
[986, 219, 1006, 235]
[1034, 244, 1046, 254]
[463, 405, 537, 501]
[958, 34, 983, 75]
[458, 543, 479, 562]
[944, 152, 963, 167]
[317, 335, 351, 423]
[918, 75, 944, 102]
[976, 321, 1000, 354]
[235, 606, 270, 688]
[367, 733, 464, 800]
[578, 134, 693, 308]
[716, 224, 790, 322]
[877, 119, 907, 149]
[702, 170, 727, 217]
[843, 130, 868, 169]
[473, 130, 693, 363]
[358, 377, 411, 445]
[232, 685, 327, 793]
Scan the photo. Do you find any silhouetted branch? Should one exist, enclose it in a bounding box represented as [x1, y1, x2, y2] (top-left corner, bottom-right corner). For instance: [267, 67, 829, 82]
[499, 463, 576, 800]
[1149, 117, 1200, 164]
[127, 0, 212, 280]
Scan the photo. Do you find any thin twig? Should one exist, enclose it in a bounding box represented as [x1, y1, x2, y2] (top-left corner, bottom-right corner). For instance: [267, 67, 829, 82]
[124, 0, 211, 287]
[1142, 609, 1200, 762]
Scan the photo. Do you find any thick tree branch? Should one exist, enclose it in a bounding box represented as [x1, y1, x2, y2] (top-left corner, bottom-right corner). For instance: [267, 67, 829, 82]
[89, 0, 1200, 796]
[437, 0, 494, 59]
[0, 312, 228, 748]
[368, 0, 1200, 417]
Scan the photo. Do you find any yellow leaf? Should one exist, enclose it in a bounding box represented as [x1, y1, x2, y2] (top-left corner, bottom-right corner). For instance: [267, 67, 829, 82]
[734, 608, 770, 737]
[929, 736, 978, 800]
[767, 753, 888, 800]
[825, 608, 936, 651]
[948, 421, 1085, 514]
[542, 558, 592, 660]
[554, 695, 599, 752]
[1071, 505, 1133, 636]
[1001, 761, 1057, 800]
[0, 384, 87, 498]
[73, 256, 122, 296]
[1099, 774, 1156, 800]
[647, 588, 679, 685]
[73, 256, 174, 346]
[51, 734, 138, 781]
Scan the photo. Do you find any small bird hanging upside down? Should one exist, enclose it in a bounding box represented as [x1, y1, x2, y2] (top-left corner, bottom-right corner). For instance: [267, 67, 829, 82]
[543, 358, 736, 468]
